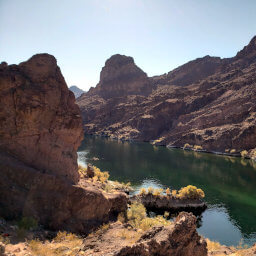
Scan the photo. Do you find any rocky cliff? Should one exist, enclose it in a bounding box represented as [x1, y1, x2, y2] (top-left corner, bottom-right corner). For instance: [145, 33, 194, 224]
[0, 54, 127, 233]
[77, 36, 256, 154]
[86, 54, 152, 99]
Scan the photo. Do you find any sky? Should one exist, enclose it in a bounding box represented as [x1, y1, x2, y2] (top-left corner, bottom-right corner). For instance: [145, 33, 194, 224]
[0, 0, 256, 91]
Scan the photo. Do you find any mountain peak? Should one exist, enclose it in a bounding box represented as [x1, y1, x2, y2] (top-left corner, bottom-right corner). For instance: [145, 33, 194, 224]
[236, 35, 256, 59]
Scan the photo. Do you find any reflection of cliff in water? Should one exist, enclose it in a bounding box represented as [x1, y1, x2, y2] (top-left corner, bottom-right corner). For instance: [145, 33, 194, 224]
[78, 135, 256, 242]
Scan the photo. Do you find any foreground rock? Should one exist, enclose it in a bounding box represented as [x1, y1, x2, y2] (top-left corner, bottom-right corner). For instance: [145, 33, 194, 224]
[82, 212, 207, 256]
[0, 54, 127, 233]
[0, 54, 82, 183]
[77, 36, 256, 155]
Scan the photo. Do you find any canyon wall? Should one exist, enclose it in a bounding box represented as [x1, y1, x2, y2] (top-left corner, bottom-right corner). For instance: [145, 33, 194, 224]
[77, 36, 256, 154]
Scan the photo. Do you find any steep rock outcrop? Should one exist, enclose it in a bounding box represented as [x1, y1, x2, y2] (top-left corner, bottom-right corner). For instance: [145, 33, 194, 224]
[0, 54, 128, 233]
[77, 36, 256, 153]
[85, 54, 152, 99]
[0, 54, 82, 183]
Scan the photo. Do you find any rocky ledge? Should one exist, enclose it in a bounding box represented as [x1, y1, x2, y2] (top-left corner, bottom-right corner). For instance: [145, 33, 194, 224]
[131, 194, 207, 214]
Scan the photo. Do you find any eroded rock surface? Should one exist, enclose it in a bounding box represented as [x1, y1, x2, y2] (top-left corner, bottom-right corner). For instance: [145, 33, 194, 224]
[0, 54, 82, 183]
[81, 212, 207, 256]
[0, 54, 127, 233]
[77, 36, 256, 154]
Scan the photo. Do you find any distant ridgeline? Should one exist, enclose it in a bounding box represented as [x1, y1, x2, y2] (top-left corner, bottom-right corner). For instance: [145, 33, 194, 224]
[69, 85, 85, 98]
[77, 36, 256, 159]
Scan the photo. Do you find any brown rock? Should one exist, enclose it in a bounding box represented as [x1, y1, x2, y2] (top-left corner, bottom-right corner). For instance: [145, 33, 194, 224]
[0, 54, 83, 183]
[116, 212, 207, 256]
[85, 54, 152, 99]
[81, 212, 207, 256]
[0, 54, 128, 233]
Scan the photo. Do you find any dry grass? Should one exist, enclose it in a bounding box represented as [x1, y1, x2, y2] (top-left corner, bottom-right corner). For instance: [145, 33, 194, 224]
[29, 231, 83, 256]
[206, 238, 222, 252]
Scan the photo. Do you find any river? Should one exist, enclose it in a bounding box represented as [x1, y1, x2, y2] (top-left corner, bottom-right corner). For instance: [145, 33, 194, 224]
[78, 135, 256, 246]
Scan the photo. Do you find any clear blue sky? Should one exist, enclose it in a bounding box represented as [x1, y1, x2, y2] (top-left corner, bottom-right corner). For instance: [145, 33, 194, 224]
[1, 0, 256, 91]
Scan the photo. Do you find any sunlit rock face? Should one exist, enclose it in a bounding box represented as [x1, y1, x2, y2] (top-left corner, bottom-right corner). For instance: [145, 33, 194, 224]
[0, 54, 83, 183]
[77, 37, 256, 153]
[86, 54, 152, 99]
[0, 54, 128, 233]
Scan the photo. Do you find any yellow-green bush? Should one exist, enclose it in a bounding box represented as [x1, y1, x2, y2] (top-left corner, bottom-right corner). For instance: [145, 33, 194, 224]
[230, 149, 236, 154]
[153, 188, 163, 197]
[127, 202, 171, 231]
[147, 187, 154, 194]
[139, 188, 147, 195]
[177, 185, 205, 200]
[240, 150, 248, 158]
[93, 166, 109, 183]
[183, 143, 192, 149]
[172, 189, 177, 197]
[193, 145, 203, 151]
[165, 188, 171, 196]
[127, 202, 147, 228]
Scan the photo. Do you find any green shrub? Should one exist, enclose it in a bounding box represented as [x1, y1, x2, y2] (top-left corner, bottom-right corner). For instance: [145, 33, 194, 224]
[18, 216, 37, 230]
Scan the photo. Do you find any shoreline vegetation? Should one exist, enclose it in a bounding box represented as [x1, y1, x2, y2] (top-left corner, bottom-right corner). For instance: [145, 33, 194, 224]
[87, 133, 256, 162]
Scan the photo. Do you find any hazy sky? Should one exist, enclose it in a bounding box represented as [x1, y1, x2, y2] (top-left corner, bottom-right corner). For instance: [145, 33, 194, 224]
[1, 0, 256, 91]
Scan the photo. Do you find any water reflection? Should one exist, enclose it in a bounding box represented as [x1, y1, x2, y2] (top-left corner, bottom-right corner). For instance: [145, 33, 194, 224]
[78, 135, 256, 246]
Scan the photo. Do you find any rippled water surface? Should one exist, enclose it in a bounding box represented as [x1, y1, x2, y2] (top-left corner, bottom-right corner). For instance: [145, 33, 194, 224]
[78, 135, 256, 246]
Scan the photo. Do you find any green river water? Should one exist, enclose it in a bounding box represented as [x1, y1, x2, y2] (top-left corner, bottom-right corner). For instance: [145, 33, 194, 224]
[78, 135, 256, 246]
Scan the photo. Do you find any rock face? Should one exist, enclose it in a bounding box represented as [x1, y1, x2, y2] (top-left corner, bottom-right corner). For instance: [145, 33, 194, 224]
[0, 54, 127, 233]
[69, 85, 85, 98]
[0, 54, 82, 183]
[77, 36, 256, 153]
[116, 212, 207, 256]
[81, 212, 207, 256]
[86, 54, 152, 99]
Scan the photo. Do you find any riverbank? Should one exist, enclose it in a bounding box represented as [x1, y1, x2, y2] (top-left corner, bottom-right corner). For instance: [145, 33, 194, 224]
[86, 133, 256, 162]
